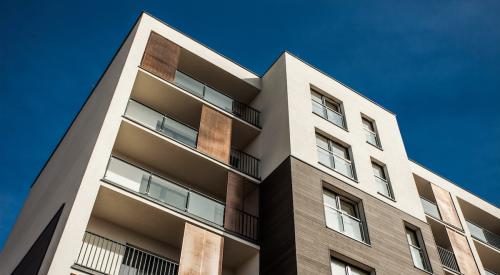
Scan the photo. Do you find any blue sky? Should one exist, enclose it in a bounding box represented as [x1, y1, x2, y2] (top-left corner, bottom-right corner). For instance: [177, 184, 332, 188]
[0, 0, 499, 249]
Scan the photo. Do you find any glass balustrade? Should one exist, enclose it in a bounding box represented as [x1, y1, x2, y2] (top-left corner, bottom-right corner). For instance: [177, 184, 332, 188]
[324, 206, 364, 242]
[374, 176, 392, 198]
[364, 129, 379, 147]
[317, 147, 354, 179]
[466, 220, 500, 250]
[312, 100, 344, 128]
[173, 71, 260, 127]
[420, 197, 441, 220]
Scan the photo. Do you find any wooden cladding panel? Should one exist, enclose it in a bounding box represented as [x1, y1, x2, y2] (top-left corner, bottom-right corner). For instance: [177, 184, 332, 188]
[446, 228, 480, 275]
[141, 32, 180, 82]
[431, 184, 462, 229]
[197, 105, 232, 163]
[178, 223, 224, 275]
[224, 171, 246, 231]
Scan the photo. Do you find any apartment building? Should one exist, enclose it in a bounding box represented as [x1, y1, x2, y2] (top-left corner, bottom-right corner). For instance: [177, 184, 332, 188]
[1, 12, 498, 275]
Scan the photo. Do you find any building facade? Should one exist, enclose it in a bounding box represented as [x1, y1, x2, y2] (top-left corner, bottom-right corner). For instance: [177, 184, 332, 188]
[1, 12, 499, 275]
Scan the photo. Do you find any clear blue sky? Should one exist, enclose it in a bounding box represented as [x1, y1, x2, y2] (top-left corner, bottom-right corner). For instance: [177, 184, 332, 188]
[1, 0, 499, 249]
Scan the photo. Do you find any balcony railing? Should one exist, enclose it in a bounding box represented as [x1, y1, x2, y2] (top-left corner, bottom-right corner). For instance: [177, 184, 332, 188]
[75, 231, 178, 275]
[312, 100, 345, 129]
[124, 100, 260, 179]
[230, 148, 260, 179]
[125, 100, 198, 148]
[466, 220, 500, 250]
[317, 146, 354, 179]
[364, 128, 380, 147]
[420, 197, 442, 220]
[437, 246, 461, 274]
[104, 156, 259, 242]
[174, 71, 260, 128]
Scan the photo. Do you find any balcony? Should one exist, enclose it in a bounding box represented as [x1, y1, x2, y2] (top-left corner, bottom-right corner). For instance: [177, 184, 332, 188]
[317, 146, 354, 179]
[312, 100, 345, 129]
[74, 231, 179, 275]
[437, 246, 461, 274]
[420, 197, 442, 220]
[173, 70, 260, 128]
[103, 156, 259, 242]
[466, 220, 500, 250]
[124, 100, 260, 179]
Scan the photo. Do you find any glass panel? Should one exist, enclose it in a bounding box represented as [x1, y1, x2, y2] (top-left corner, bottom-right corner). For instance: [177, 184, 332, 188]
[317, 147, 335, 169]
[325, 207, 342, 232]
[105, 158, 150, 192]
[467, 221, 487, 243]
[311, 91, 323, 104]
[334, 157, 353, 178]
[316, 134, 330, 150]
[125, 101, 164, 131]
[204, 86, 234, 113]
[324, 99, 340, 112]
[330, 142, 348, 159]
[174, 71, 204, 97]
[362, 118, 374, 131]
[148, 175, 189, 210]
[409, 246, 425, 270]
[187, 192, 225, 226]
[371, 163, 385, 179]
[342, 214, 363, 241]
[350, 266, 369, 275]
[375, 177, 391, 197]
[331, 258, 347, 275]
[323, 191, 337, 209]
[365, 130, 378, 146]
[312, 100, 326, 117]
[161, 116, 198, 148]
[420, 198, 441, 219]
[406, 228, 419, 247]
[339, 200, 356, 217]
[326, 108, 344, 127]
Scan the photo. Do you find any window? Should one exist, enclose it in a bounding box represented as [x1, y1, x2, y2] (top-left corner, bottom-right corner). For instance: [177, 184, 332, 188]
[362, 117, 380, 148]
[323, 190, 367, 243]
[331, 257, 369, 275]
[311, 90, 346, 129]
[405, 226, 432, 272]
[371, 162, 394, 199]
[316, 134, 355, 179]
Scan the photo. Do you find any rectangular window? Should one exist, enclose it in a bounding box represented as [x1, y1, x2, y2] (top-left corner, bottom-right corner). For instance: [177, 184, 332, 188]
[362, 117, 380, 148]
[331, 257, 369, 275]
[323, 190, 367, 243]
[405, 226, 432, 272]
[316, 134, 355, 179]
[371, 162, 394, 199]
[311, 90, 346, 129]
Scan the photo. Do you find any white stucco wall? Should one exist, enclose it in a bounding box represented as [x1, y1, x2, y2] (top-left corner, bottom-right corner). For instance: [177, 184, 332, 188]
[282, 53, 427, 221]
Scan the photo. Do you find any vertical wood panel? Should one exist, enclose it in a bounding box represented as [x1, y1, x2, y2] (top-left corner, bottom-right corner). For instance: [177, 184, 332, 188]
[178, 223, 224, 275]
[197, 105, 232, 163]
[431, 184, 462, 229]
[141, 32, 180, 82]
[447, 228, 480, 275]
[224, 172, 245, 232]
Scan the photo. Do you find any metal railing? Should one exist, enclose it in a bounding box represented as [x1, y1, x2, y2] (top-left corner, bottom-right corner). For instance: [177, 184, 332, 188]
[104, 156, 259, 242]
[312, 100, 345, 129]
[125, 100, 260, 179]
[225, 207, 259, 241]
[174, 70, 260, 127]
[317, 146, 354, 179]
[75, 231, 178, 275]
[364, 128, 380, 147]
[125, 100, 198, 148]
[466, 220, 500, 250]
[420, 197, 442, 220]
[437, 246, 461, 273]
[230, 148, 260, 179]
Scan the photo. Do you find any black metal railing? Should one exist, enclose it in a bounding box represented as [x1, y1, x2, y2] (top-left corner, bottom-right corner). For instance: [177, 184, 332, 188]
[104, 156, 259, 243]
[230, 148, 260, 179]
[466, 220, 500, 250]
[437, 246, 461, 274]
[174, 70, 260, 127]
[75, 231, 178, 275]
[226, 208, 259, 242]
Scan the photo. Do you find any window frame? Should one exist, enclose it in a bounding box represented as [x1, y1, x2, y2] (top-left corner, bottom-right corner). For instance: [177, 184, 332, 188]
[311, 89, 347, 130]
[330, 256, 371, 275]
[323, 189, 369, 244]
[361, 116, 381, 149]
[316, 133, 356, 180]
[404, 225, 432, 273]
[371, 161, 395, 200]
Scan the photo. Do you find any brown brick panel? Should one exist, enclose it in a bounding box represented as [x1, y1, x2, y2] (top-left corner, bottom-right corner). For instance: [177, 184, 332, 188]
[141, 31, 180, 82]
[197, 105, 232, 163]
